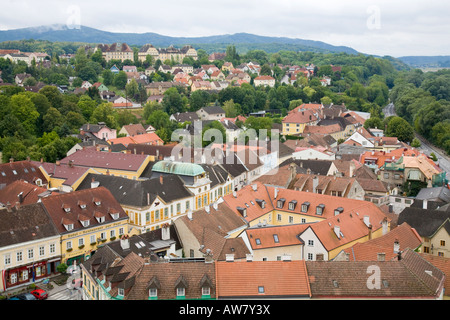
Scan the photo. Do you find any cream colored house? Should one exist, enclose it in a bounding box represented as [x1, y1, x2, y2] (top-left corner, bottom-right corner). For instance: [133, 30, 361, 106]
[0, 203, 61, 292]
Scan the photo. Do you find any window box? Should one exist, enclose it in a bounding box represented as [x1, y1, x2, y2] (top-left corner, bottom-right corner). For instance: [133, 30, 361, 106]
[66, 248, 73, 252]
[78, 245, 85, 249]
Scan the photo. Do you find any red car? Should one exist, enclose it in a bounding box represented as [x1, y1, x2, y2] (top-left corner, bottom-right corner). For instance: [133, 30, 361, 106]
[30, 289, 48, 300]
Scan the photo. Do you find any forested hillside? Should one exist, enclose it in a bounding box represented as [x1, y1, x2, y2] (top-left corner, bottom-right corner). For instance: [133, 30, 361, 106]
[0, 40, 448, 164]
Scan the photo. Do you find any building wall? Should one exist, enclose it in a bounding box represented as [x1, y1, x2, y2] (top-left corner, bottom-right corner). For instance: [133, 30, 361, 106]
[60, 219, 128, 264]
[422, 227, 450, 257]
[0, 236, 61, 291]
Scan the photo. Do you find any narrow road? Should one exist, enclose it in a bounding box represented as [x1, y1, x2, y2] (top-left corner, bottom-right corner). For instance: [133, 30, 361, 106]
[415, 133, 450, 181]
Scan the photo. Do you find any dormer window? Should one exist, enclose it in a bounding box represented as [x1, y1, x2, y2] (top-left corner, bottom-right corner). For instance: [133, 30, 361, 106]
[96, 216, 105, 223]
[334, 207, 344, 216]
[64, 223, 74, 231]
[79, 201, 87, 209]
[110, 212, 119, 220]
[288, 200, 297, 211]
[301, 202, 310, 213]
[277, 198, 285, 209]
[256, 199, 266, 209]
[62, 204, 71, 213]
[316, 204, 325, 215]
[237, 207, 247, 217]
[80, 220, 90, 227]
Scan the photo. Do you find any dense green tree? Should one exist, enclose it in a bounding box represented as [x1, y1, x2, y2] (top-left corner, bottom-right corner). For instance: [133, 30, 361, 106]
[113, 71, 128, 89]
[385, 116, 414, 143]
[42, 107, 64, 133]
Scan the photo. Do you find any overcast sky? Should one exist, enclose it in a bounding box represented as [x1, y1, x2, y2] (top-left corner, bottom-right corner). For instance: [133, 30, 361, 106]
[1, 0, 449, 57]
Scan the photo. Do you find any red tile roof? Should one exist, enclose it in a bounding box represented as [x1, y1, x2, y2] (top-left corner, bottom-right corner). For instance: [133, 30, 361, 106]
[216, 260, 311, 298]
[0, 180, 48, 206]
[60, 149, 149, 172]
[283, 108, 318, 124]
[342, 222, 423, 261]
[41, 187, 127, 234]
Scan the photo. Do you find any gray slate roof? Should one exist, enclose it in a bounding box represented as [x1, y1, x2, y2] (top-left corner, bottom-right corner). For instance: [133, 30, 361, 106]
[76, 173, 193, 207]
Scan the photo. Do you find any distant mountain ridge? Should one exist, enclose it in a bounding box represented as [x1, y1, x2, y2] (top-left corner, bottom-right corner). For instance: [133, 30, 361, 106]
[0, 24, 359, 54]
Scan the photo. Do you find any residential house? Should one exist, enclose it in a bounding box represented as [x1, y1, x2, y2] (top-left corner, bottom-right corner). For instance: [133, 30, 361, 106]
[0, 180, 49, 207]
[59, 148, 151, 180]
[123, 65, 137, 73]
[31, 160, 98, 192]
[127, 258, 215, 300]
[108, 132, 164, 147]
[306, 248, 445, 299]
[118, 123, 147, 137]
[216, 259, 311, 299]
[290, 174, 365, 200]
[0, 160, 48, 190]
[92, 82, 109, 92]
[173, 201, 249, 260]
[145, 81, 174, 96]
[41, 187, 129, 265]
[254, 75, 275, 87]
[334, 222, 423, 262]
[292, 146, 336, 161]
[125, 144, 175, 161]
[81, 81, 92, 89]
[110, 65, 120, 74]
[241, 224, 310, 262]
[196, 106, 226, 121]
[221, 62, 234, 72]
[170, 111, 199, 123]
[282, 108, 319, 136]
[0, 203, 61, 292]
[80, 122, 117, 141]
[191, 80, 212, 92]
[208, 52, 226, 62]
[398, 206, 450, 257]
[316, 116, 356, 141]
[14, 73, 31, 86]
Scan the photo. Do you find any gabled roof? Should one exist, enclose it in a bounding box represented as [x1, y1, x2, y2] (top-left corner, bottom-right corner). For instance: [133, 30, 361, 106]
[121, 124, 146, 136]
[60, 149, 149, 172]
[398, 207, 450, 238]
[0, 160, 47, 188]
[341, 222, 423, 261]
[41, 187, 128, 234]
[216, 260, 310, 298]
[300, 208, 388, 252]
[283, 109, 318, 124]
[0, 180, 48, 206]
[245, 224, 309, 250]
[127, 260, 216, 300]
[0, 202, 60, 247]
[306, 248, 445, 298]
[76, 173, 192, 206]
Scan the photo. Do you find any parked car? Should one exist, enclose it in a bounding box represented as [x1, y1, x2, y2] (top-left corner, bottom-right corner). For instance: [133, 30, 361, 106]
[13, 293, 37, 300]
[30, 289, 48, 300]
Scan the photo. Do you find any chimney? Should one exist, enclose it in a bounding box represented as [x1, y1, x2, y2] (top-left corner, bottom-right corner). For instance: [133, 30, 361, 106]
[161, 223, 170, 241]
[212, 202, 218, 211]
[226, 254, 234, 262]
[18, 192, 24, 204]
[91, 178, 100, 188]
[120, 235, 130, 250]
[368, 225, 373, 240]
[377, 253, 386, 262]
[246, 254, 253, 262]
[15, 201, 20, 210]
[9, 157, 14, 163]
[274, 187, 279, 199]
[69, 160, 74, 168]
[232, 191, 237, 198]
[160, 175, 163, 185]
[6, 202, 12, 212]
[252, 184, 257, 191]
[312, 176, 319, 193]
[423, 199, 428, 209]
[205, 205, 210, 214]
[187, 210, 193, 220]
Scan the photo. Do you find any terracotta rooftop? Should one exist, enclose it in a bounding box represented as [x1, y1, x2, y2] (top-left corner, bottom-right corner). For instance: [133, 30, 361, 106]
[59, 149, 149, 172]
[216, 260, 311, 299]
[0, 180, 48, 206]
